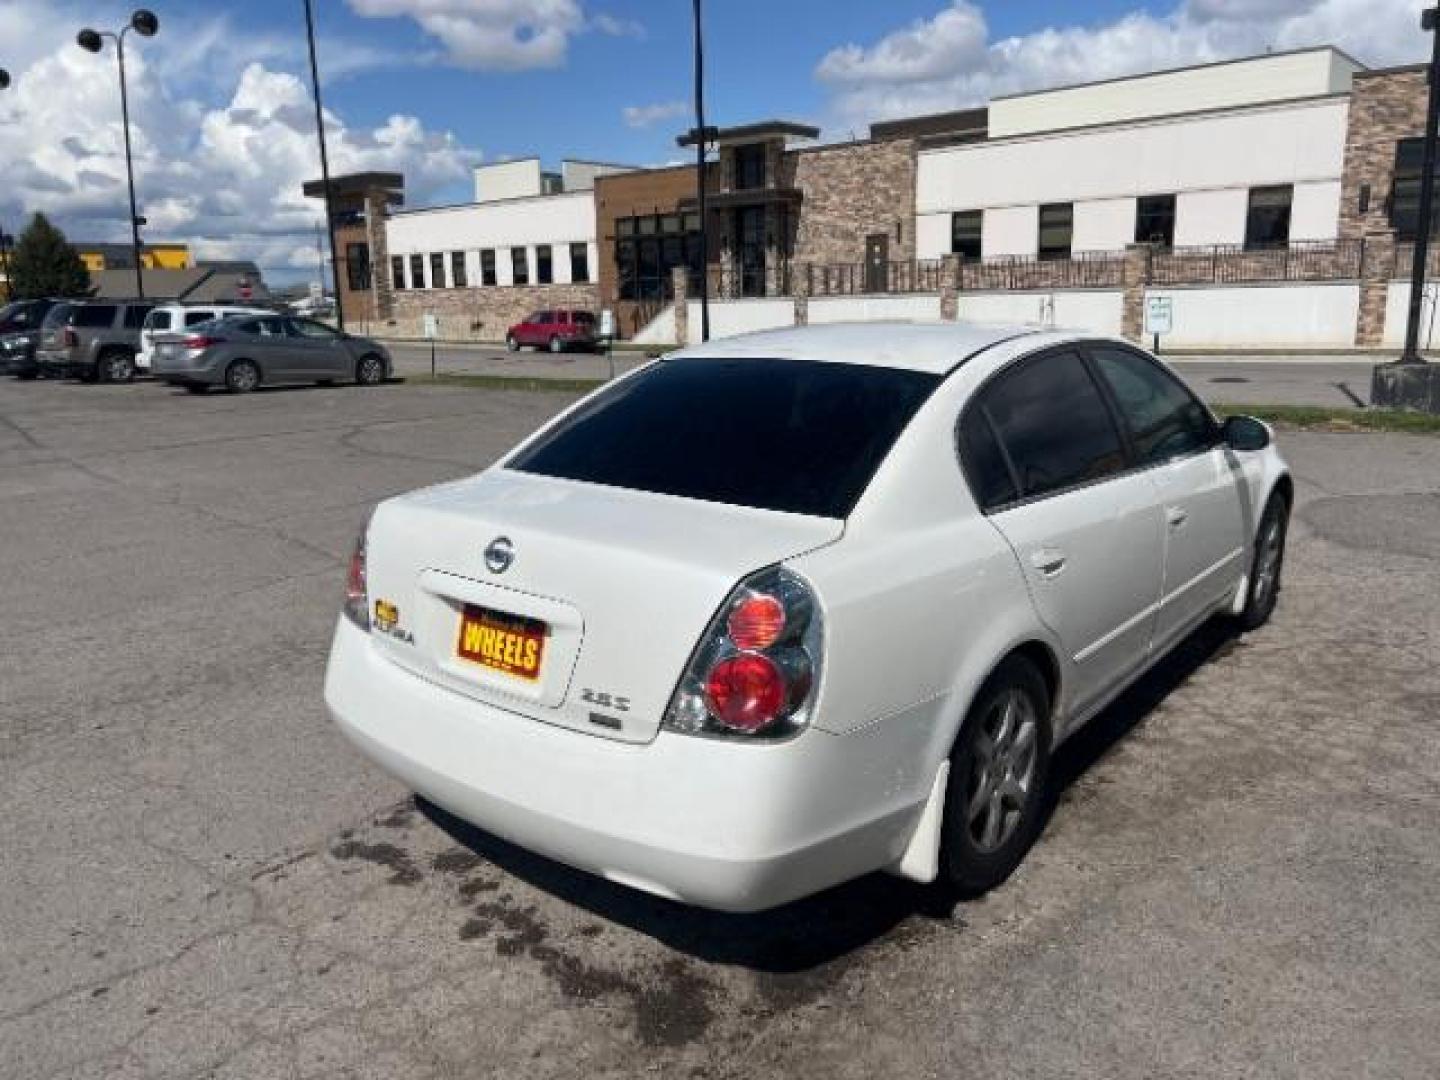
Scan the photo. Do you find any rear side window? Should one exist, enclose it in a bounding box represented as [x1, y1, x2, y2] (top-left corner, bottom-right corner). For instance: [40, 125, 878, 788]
[72, 305, 118, 328]
[184, 311, 216, 327]
[509, 358, 939, 518]
[975, 350, 1126, 502]
[145, 310, 173, 331]
[1089, 346, 1216, 464]
[958, 410, 1019, 511]
[43, 304, 74, 329]
[123, 305, 153, 329]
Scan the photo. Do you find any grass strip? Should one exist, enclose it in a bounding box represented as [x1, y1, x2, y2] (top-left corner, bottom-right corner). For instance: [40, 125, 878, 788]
[1218, 404, 1440, 435]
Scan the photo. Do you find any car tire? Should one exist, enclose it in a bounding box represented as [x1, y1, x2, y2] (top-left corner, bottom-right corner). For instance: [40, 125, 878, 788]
[1235, 491, 1289, 632]
[183, 383, 209, 395]
[355, 353, 385, 386]
[98, 350, 136, 384]
[17, 370, 37, 381]
[548, 335, 563, 354]
[939, 654, 1052, 898]
[506, 335, 519, 353]
[224, 359, 260, 394]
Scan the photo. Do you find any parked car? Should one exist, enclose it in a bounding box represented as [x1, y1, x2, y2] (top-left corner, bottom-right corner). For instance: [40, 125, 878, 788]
[505, 310, 598, 353]
[323, 322, 1292, 913]
[150, 313, 391, 393]
[0, 298, 60, 379]
[35, 299, 156, 382]
[137, 304, 272, 371]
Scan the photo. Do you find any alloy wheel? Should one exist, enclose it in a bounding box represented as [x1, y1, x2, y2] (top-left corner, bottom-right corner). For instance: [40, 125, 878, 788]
[966, 689, 1040, 854]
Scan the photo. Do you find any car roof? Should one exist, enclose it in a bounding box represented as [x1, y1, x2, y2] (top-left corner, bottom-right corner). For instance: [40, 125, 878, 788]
[666, 321, 1056, 376]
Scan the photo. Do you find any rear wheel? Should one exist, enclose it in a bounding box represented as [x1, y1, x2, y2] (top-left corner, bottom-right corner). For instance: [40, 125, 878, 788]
[1236, 492, 1289, 631]
[224, 359, 260, 394]
[940, 655, 1052, 897]
[355, 353, 385, 386]
[16, 369, 37, 381]
[99, 350, 136, 383]
[548, 335, 563, 354]
[505, 334, 519, 352]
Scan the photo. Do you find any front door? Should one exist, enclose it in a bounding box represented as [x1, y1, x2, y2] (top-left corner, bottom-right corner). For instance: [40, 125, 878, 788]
[738, 208, 766, 297]
[865, 233, 889, 293]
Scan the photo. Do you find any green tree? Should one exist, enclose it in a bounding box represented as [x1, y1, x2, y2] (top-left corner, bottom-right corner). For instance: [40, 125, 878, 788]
[8, 213, 90, 299]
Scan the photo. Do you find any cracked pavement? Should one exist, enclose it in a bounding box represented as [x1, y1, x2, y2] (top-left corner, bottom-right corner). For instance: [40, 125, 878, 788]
[0, 376, 1437, 1079]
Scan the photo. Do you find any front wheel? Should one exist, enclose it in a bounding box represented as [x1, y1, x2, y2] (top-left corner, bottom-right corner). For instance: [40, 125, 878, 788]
[940, 655, 1052, 898]
[548, 335, 563, 354]
[355, 353, 385, 386]
[101, 351, 136, 383]
[1236, 492, 1289, 631]
[224, 359, 260, 394]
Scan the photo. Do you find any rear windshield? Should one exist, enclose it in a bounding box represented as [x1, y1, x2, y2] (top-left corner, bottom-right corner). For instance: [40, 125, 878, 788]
[508, 357, 939, 518]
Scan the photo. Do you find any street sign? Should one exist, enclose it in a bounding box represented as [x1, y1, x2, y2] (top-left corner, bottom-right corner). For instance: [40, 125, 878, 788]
[422, 312, 439, 340]
[1145, 295, 1174, 336]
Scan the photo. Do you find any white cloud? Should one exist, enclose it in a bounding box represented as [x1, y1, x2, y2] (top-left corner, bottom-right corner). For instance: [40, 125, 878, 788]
[0, 3, 477, 285]
[346, 0, 585, 70]
[592, 13, 646, 39]
[622, 101, 689, 129]
[816, 0, 1431, 127]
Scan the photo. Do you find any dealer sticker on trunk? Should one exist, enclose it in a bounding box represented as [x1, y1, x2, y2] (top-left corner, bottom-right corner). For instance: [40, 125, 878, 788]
[456, 604, 546, 681]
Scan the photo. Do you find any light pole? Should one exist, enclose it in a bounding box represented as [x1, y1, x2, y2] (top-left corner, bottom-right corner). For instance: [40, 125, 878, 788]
[77, 10, 158, 302]
[303, 0, 345, 331]
[691, 0, 710, 342]
[1, 68, 11, 301]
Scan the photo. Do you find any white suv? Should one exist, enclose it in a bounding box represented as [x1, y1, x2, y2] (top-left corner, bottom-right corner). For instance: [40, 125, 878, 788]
[137, 305, 271, 370]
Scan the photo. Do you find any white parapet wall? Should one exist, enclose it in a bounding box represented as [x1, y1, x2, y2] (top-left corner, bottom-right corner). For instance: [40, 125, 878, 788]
[1381, 282, 1440, 349]
[957, 290, 1125, 337]
[808, 294, 943, 324]
[1145, 283, 1359, 348]
[685, 298, 795, 344]
[630, 303, 677, 346]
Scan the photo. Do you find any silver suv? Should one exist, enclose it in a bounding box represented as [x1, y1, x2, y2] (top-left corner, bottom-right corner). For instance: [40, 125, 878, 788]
[35, 300, 156, 382]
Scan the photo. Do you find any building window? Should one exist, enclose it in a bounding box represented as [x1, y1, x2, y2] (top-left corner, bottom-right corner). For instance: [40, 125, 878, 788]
[1389, 138, 1440, 240]
[451, 251, 467, 288]
[1038, 203, 1073, 260]
[1244, 185, 1293, 250]
[391, 255, 406, 290]
[430, 252, 445, 289]
[345, 243, 371, 291]
[951, 210, 983, 260]
[615, 214, 705, 301]
[733, 143, 767, 190]
[570, 242, 590, 283]
[511, 247, 529, 286]
[1135, 195, 1177, 247]
[409, 254, 424, 290]
[480, 249, 496, 286]
[536, 244, 553, 285]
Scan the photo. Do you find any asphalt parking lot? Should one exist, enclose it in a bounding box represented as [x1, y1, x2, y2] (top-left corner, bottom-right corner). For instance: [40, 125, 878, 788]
[2, 375, 1438, 1079]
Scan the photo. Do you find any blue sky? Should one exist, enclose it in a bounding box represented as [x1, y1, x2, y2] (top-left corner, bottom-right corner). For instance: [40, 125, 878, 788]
[0, 0, 1427, 281]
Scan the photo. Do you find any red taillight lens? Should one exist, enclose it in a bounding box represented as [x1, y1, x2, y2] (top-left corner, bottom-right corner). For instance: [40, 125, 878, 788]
[184, 335, 220, 350]
[343, 526, 369, 630]
[63, 328, 78, 347]
[726, 594, 785, 650]
[705, 653, 786, 733]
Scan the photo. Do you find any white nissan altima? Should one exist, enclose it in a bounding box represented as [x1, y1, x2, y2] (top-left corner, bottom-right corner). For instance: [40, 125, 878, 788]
[324, 323, 1290, 912]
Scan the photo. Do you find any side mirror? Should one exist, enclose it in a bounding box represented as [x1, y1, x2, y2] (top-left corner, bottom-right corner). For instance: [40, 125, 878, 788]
[1221, 415, 1271, 452]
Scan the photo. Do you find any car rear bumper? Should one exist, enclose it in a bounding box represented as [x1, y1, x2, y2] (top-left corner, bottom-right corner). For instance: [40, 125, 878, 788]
[35, 350, 90, 378]
[324, 617, 928, 912]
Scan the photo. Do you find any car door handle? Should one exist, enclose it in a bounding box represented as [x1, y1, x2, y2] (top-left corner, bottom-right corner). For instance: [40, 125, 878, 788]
[1029, 548, 1068, 577]
[1167, 506, 1190, 529]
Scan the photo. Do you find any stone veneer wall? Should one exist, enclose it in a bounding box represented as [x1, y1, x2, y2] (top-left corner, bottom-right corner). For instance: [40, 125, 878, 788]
[1338, 67, 1427, 241]
[383, 283, 600, 341]
[790, 138, 917, 268]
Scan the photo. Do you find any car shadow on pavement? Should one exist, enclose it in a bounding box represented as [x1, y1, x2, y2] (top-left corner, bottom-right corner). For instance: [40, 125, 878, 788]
[421, 616, 1243, 974]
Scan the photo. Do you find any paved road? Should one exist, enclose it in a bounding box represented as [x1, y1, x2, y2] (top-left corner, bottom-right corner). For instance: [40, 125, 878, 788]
[1, 376, 1438, 1079]
[387, 341, 1381, 408]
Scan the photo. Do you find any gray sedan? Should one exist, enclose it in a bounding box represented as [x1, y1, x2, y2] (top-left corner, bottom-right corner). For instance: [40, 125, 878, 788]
[151, 315, 391, 393]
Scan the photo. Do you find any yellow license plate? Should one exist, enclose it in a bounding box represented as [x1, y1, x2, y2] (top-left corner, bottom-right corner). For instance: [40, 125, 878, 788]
[456, 605, 546, 681]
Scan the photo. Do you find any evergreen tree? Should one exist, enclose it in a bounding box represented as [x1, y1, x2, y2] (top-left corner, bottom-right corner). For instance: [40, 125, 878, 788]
[8, 213, 91, 299]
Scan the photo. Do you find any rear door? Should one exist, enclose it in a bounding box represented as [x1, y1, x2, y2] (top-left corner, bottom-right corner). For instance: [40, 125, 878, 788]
[282, 317, 347, 377]
[962, 347, 1164, 717]
[1086, 344, 1247, 652]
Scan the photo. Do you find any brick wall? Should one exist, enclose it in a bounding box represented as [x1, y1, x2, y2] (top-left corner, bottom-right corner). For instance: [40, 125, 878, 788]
[384, 283, 600, 341]
[791, 138, 917, 268]
[1338, 67, 1427, 241]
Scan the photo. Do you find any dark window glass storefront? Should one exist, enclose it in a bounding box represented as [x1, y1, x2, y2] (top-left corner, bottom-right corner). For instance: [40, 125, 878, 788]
[346, 243, 371, 291]
[614, 212, 704, 302]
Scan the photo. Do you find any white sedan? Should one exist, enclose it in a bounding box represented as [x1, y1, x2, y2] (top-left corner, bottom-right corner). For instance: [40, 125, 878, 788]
[324, 323, 1290, 912]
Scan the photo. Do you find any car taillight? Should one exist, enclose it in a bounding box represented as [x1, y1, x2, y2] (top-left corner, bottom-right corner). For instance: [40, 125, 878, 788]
[343, 521, 370, 631]
[184, 335, 221, 350]
[663, 568, 822, 739]
[63, 328, 78, 348]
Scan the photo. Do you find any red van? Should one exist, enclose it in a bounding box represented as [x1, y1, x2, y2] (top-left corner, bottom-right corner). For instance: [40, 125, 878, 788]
[505, 310, 598, 354]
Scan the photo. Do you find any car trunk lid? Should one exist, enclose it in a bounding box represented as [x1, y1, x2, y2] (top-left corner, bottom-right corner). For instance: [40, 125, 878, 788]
[364, 468, 843, 743]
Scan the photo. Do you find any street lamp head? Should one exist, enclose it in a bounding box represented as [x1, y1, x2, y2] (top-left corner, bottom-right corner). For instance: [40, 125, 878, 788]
[77, 28, 104, 53]
[130, 9, 159, 37]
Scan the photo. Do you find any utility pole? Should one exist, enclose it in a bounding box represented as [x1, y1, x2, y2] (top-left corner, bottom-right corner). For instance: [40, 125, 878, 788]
[303, 0, 345, 330]
[692, 0, 710, 343]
